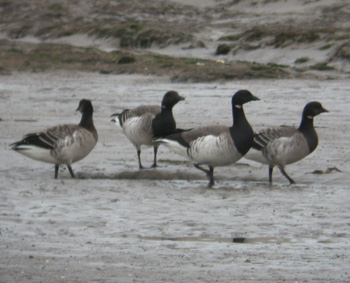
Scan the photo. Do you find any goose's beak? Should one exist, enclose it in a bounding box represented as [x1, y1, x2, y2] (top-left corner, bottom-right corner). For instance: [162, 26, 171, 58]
[251, 95, 260, 101]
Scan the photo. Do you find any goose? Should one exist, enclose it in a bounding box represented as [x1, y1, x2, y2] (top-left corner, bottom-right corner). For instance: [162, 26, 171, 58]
[11, 99, 98, 179]
[244, 101, 328, 184]
[111, 91, 185, 169]
[157, 90, 259, 187]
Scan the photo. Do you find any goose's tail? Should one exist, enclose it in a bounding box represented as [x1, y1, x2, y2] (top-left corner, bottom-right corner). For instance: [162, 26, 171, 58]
[111, 109, 130, 128]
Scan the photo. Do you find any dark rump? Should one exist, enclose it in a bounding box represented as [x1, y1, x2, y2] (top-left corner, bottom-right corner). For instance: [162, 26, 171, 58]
[10, 133, 54, 150]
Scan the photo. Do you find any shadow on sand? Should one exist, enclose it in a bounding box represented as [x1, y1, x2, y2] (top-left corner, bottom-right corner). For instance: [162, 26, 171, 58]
[77, 169, 203, 181]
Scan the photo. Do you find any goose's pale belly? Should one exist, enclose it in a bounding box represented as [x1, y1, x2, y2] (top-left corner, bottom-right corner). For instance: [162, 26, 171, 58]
[263, 134, 310, 166]
[188, 132, 243, 167]
[53, 130, 97, 164]
[123, 116, 154, 148]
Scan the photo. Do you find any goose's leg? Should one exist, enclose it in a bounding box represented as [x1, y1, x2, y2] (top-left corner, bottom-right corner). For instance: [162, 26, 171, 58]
[194, 164, 210, 174]
[151, 145, 159, 168]
[137, 149, 144, 169]
[67, 165, 75, 178]
[278, 166, 295, 184]
[55, 164, 59, 179]
[194, 164, 215, 187]
[207, 166, 215, 187]
[268, 165, 274, 184]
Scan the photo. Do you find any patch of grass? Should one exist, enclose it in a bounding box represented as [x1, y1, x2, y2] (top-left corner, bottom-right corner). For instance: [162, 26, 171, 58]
[332, 41, 350, 61]
[309, 63, 335, 71]
[183, 58, 203, 65]
[90, 22, 192, 49]
[250, 64, 270, 71]
[267, 62, 289, 68]
[118, 56, 136, 64]
[241, 25, 333, 48]
[295, 57, 309, 64]
[319, 44, 332, 50]
[99, 70, 111, 75]
[0, 39, 293, 81]
[7, 25, 32, 39]
[251, 62, 288, 71]
[6, 47, 23, 54]
[334, 34, 350, 41]
[274, 30, 321, 47]
[218, 34, 242, 41]
[35, 25, 60, 38]
[90, 26, 122, 39]
[48, 3, 64, 11]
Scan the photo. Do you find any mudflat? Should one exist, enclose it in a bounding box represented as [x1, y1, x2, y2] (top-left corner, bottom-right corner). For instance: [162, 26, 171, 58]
[1, 72, 349, 282]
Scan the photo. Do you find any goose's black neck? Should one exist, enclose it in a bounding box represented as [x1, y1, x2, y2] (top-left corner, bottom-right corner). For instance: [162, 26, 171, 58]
[229, 104, 254, 155]
[152, 107, 176, 138]
[79, 110, 97, 139]
[298, 115, 318, 153]
[162, 104, 174, 112]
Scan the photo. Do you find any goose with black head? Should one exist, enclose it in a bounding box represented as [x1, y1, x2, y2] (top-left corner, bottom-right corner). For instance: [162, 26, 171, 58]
[11, 99, 98, 179]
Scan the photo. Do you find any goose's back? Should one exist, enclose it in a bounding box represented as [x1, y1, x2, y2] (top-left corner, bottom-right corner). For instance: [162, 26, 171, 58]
[254, 126, 298, 148]
[120, 105, 160, 125]
[180, 125, 228, 145]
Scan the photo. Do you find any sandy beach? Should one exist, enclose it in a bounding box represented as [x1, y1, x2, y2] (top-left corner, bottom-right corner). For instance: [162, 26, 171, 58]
[1, 0, 350, 281]
[1, 72, 349, 282]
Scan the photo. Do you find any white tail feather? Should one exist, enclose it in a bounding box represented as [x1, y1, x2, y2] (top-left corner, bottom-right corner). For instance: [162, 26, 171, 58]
[157, 138, 191, 161]
[14, 145, 56, 164]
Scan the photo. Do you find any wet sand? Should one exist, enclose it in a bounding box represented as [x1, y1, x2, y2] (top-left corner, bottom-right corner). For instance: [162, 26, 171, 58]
[1, 72, 349, 282]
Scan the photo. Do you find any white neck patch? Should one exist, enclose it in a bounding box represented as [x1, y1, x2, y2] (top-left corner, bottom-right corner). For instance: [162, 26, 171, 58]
[307, 115, 313, 119]
[235, 105, 242, 109]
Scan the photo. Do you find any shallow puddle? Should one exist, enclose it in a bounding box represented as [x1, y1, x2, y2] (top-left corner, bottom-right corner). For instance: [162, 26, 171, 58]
[140, 235, 292, 244]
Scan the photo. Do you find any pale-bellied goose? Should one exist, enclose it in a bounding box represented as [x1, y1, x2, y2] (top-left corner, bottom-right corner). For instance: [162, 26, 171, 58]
[11, 99, 98, 179]
[245, 101, 328, 184]
[157, 90, 259, 187]
[111, 91, 185, 169]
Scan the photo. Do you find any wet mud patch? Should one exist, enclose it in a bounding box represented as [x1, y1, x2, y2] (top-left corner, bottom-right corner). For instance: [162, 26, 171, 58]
[311, 166, 342, 175]
[140, 235, 292, 244]
[77, 169, 203, 181]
